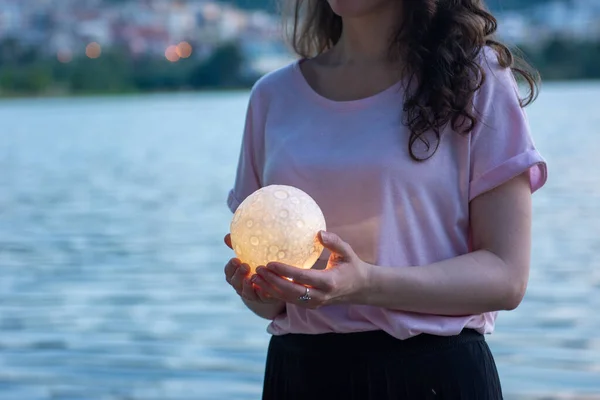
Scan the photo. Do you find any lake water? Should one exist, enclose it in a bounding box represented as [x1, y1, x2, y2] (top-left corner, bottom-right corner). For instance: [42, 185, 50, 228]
[0, 83, 599, 400]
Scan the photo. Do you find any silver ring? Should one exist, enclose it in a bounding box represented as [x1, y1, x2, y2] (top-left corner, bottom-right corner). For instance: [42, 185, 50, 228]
[298, 286, 311, 302]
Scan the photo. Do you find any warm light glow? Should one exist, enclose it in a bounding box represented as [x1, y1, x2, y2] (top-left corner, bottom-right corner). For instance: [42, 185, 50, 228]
[165, 45, 180, 62]
[230, 185, 326, 274]
[176, 41, 193, 59]
[86, 42, 102, 59]
[57, 49, 73, 63]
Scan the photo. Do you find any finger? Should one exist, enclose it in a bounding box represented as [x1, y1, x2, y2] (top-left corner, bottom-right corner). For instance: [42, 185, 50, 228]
[250, 275, 278, 302]
[318, 231, 354, 259]
[265, 262, 327, 289]
[241, 277, 260, 302]
[255, 286, 275, 303]
[251, 274, 283, 300]
[224, 234, 233, 249]
[224, 258, 240, 282]
[230, 263, 250, 292]
[257, 267, 324, 303]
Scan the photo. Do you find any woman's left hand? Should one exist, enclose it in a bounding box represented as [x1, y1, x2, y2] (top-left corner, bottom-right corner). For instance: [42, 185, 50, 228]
[251, 231, 370, 309]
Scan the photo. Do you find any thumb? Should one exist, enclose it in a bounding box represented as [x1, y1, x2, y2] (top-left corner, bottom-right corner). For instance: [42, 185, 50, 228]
[224, 234, 233, 250]
[318, 231, 353, 258]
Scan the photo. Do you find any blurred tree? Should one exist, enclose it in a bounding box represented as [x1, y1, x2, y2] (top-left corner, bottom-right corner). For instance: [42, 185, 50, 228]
[189, 43, 245, 88]
[539, 38, 583, 80]
[68, 48, 135, 93]
[0, 37, 40, 66]
[581, 42, 600, 79]
[0, 65, 51, 93]
[25, 66, 53, 92]
[0, 68, 17, 91]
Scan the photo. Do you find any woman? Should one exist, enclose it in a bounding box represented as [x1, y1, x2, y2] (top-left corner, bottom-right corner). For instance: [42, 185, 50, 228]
[224, 0, 547, 398]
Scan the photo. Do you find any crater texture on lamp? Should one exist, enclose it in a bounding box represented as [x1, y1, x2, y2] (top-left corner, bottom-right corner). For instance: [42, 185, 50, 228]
[230, 185, 326, 274]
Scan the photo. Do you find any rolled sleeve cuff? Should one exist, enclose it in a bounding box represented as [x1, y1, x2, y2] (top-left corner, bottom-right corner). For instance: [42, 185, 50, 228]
[469, 149, 548, 202]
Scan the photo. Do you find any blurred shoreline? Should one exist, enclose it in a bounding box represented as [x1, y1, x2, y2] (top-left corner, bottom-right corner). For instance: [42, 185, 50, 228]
[1, 76, 599, 101]
[0, 86, 251, 100]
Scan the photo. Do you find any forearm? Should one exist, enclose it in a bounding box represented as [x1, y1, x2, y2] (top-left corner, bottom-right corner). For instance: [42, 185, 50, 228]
[242, 298, 286, 320]
[358, 250, 528, 315]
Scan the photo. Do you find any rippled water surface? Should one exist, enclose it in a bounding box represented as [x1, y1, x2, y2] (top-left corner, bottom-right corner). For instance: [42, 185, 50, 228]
[0, 84, 599, 399]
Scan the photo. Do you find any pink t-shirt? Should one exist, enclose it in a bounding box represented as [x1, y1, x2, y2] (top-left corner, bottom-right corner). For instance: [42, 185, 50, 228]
[227, 48, 548, 340]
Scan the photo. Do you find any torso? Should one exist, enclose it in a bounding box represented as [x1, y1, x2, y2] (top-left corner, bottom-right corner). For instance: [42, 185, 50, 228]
[228, 45, 547, 339]
[248, 60, 493, 340]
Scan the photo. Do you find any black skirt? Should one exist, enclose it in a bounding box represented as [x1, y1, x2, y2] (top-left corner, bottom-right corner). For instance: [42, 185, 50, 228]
[262, 329, 503, 400]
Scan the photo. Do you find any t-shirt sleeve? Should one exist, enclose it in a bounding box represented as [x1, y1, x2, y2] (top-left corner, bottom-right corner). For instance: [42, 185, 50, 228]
[468, 51, 548, 201]
[227, 88, 266, 213]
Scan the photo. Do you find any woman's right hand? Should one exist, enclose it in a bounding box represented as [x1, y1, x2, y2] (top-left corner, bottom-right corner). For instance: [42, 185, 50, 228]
[224, 234, 280, 304]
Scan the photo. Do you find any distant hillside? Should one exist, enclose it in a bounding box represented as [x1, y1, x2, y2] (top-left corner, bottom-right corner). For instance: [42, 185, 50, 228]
[225, 0, 561, 12]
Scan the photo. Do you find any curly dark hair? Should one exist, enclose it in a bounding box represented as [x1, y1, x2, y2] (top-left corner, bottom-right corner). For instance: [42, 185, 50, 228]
[282, 0, 540, 161]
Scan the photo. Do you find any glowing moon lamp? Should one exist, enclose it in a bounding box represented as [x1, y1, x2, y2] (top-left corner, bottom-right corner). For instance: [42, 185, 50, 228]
[230, 185, 326, 274]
